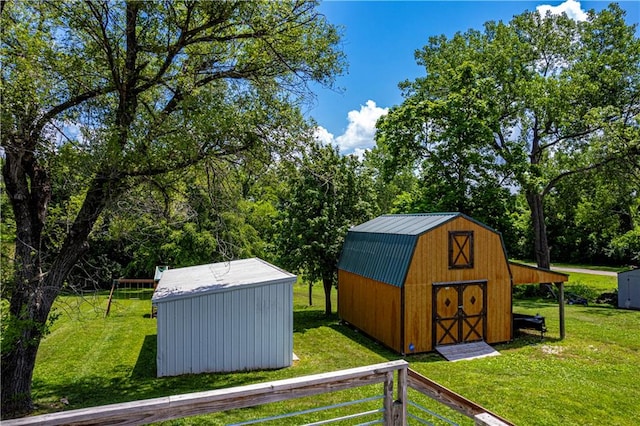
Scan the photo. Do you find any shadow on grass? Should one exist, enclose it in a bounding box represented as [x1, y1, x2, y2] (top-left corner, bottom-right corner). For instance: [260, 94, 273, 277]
[132, 335, 157, 378]
[33, 371, 272, 414]
[513, 298, 559, 309]
[293, 309, 340, 333]
[328, 321, 412, 361]
[581, 304, 640, 316]
[33, 353, 272, 415]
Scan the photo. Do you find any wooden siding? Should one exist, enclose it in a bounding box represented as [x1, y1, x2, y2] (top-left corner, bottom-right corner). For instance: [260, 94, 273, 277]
[509, 262, 569, 284]
[156, 282, 292, 377]
[338, 270, 402, 352]
[402, 282, 431, 353]
[404, 217, 512, 353]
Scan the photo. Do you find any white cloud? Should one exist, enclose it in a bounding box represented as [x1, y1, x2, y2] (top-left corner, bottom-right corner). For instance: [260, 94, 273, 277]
[537, 0, 588, 21]
[314, 100, 388, 157]
[336, 100, 388, 153]
[314, 126, 335, 146]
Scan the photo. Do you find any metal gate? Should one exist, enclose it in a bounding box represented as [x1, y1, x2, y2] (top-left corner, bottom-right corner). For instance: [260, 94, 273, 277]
[433, 281, 487, 346]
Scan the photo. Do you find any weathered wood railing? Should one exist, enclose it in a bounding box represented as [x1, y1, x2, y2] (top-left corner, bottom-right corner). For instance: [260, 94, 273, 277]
[407, 369, 514, 426]
[4, 360, 511, 425]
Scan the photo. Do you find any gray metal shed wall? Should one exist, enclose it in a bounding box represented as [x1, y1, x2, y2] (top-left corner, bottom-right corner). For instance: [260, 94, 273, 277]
[156, 282, 292, 377]
[618, 269, 640, 309]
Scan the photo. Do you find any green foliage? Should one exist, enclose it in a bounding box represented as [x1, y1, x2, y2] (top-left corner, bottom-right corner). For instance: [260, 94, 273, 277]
[0, 183, 15, 288]
[277, 142, 375, 313]
[375, 4, 640, 266]
[564, 282, 601, 303]
[88, 160, 285, 278]
[545, 163, 640, 265]
[609, 227, 640, 263]
[1, 302, 61, 356]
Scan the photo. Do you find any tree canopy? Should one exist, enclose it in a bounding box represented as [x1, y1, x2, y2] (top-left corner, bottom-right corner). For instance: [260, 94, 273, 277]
[376, 4, 640, 269]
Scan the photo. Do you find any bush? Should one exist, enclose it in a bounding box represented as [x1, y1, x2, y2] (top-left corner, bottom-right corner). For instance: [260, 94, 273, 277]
[595, 290, 618, 306]
[564, 282, 600, 304]
[513, 285, 547, 299]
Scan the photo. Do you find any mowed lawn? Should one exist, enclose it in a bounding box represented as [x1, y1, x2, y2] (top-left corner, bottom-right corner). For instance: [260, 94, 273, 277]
[30, 272, 640, 425]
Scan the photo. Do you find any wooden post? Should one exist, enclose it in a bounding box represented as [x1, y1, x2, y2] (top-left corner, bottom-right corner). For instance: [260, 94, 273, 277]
[105, 280, 117, 317]
[383, 371, 394, 425]
[557, 282, 565, 339]
[392, 364, 407, 425]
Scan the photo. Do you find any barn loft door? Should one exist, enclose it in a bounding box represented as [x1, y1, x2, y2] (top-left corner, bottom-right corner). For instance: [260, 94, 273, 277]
[433, 281, 487, 346]
[449, 231, 474, 269]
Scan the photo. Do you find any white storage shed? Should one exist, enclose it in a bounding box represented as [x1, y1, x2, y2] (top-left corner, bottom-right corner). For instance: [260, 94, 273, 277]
[618, 269, 640, 310]
[152, 258, 297, 377]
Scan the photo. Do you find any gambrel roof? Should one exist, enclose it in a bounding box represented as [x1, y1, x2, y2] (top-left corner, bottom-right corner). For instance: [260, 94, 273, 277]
[338, 213, 497, 287]
[339, 213, 568, 287]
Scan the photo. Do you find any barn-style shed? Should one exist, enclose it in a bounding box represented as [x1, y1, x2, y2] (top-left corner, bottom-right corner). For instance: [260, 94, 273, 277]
[152, 258, 297, 377]
[618, 269, 640, 310]
[337, 213, 568, 354]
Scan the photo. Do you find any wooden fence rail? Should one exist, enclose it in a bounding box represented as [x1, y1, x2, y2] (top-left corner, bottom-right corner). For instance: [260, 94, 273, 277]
[4, 360, 511, 426]
[407, 369, 514, 426]
[4, 361, 407, 426]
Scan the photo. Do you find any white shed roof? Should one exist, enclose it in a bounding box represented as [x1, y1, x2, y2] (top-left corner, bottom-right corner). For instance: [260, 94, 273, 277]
[152, 258, 296, 303]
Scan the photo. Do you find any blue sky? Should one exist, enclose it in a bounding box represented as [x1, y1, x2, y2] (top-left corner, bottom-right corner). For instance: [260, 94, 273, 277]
[308, 0, 640, 157]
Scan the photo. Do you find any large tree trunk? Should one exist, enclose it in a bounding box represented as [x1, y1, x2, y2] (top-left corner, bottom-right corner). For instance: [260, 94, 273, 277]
[0, 282, 57, 418]
[1, 334, 41, 417]
[322, 275, 333, 315]
[2, 4, 137, 414]
[1, 142, 50, 417]
[526, 191, 551, 270]
[1, 145, 119, 417]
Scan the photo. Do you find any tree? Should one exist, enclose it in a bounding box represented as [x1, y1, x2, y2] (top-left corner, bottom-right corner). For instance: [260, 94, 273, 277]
[0, 1, 344, 416]
[63, 152, 284, 288]
[277, 142, 375, 315]
[373, 111, 518, 245]
[376, 4, 640, 269]
[545, 160, 640, 265]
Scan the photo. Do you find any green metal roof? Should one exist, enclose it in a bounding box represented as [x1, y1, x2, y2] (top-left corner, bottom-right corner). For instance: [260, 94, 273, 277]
[349, 213, 460, 235]
[339, 232, 418, 287]
[338, 213, 463, 287]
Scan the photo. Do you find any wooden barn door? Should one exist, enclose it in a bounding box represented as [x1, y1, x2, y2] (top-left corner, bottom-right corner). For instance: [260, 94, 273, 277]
[433, 281, 487, 346]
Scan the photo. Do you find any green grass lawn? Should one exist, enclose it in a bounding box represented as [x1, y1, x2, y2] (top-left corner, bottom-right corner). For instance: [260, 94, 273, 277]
[564, 272, 618, 295]
[29, 271, 640, 425]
